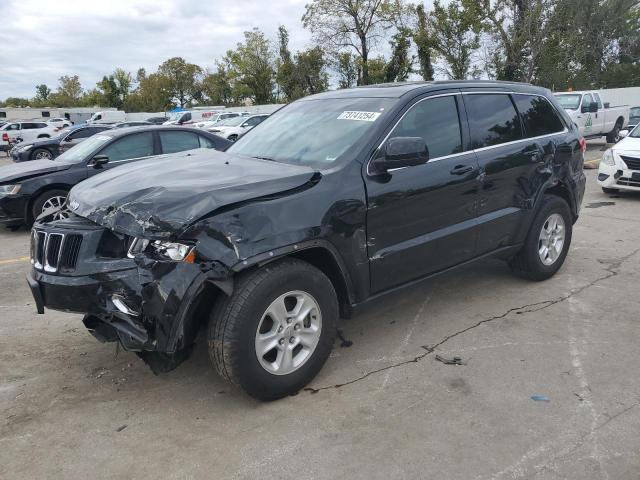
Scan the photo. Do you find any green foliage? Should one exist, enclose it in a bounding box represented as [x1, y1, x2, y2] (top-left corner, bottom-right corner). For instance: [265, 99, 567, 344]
[225, 29, 275, 104]
[335, 52, 359, 88]
[413, 4, 435, 81]
[157, 57, 203, 107]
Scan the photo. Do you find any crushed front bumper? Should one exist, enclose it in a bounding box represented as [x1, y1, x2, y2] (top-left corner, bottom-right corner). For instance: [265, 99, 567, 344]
[27, 217, 228, 354]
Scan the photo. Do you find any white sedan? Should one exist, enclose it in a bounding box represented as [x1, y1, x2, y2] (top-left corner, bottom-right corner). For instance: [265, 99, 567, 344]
[207, 114, 269, 141]
[597, 126, 640, 193]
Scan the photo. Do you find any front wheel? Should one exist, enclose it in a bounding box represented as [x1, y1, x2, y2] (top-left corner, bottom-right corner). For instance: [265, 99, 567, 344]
[509, 195, 573, 281]
[208, 258, 338, 400]
[31, 189, 69, 223]
[31, 148, 53, 160]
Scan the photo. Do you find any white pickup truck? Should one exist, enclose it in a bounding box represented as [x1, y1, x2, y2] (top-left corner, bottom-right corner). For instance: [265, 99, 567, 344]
[554, 90, 629, 143]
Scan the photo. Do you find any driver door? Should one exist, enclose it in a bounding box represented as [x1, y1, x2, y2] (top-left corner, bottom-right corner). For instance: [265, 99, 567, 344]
[364, 92, 479, 293]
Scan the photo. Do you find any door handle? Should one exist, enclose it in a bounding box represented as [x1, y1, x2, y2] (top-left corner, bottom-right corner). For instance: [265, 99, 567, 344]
[450, 165, 474, 175]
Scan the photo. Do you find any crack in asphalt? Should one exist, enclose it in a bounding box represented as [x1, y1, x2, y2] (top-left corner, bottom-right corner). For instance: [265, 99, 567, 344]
[304, 248, 640, 395]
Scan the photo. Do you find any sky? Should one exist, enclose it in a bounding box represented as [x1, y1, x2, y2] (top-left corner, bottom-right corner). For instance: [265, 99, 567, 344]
[0, 0, 312, 99]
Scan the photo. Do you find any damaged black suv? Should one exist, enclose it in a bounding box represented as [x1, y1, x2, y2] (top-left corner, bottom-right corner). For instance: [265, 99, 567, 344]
[28, 81, 586, 400]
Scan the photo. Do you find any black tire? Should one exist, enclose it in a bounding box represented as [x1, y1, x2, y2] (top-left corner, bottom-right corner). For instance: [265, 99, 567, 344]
[606, 123, 621, 144]
[31, 189, 68, 223]
[30, 148, 53, 160]
[228, 134, 238, 142]
[509, 195, 573, 281]
[208, 258, 338, 400]
[602, 187, 619, 195]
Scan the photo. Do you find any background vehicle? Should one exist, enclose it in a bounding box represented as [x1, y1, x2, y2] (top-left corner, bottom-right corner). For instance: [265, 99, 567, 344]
[208, 114, 269, 141]
[554, 90, 629, 142]
[29, 81, 586, 400]
[112, 121, 153, 128]
[163, 110, 220, 125]
[628, 106, 640, 130]
[10, 125, 112, 162]
[46, 117, 73, 129]
[87, 111, 126, 124]
[146, 116, 169, 125]
[0, 127, 230, 227]
[0, 121, 57, 151]
[194, 112, 242, 129]
[597, 125, 640, 193]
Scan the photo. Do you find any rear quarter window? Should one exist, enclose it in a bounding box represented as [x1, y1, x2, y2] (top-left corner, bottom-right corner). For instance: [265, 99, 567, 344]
[159, 131, 200, 154]
[512, 95, 565, 137]
[464, 94, 523, 148]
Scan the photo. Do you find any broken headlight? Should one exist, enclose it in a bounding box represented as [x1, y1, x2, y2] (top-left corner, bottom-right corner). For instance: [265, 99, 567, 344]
[150, 240, 196, 263]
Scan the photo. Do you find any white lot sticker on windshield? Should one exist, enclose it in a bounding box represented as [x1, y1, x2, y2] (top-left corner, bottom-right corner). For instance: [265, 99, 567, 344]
[337, 111, 382, 122]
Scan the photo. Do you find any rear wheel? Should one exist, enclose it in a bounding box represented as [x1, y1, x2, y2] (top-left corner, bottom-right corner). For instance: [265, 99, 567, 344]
[208, 258, 338, 400]
[30, 148, 53, 160]
[509, 195, 573, 281]
[606, 123, 621, 143]
[31, 189, 69, 223]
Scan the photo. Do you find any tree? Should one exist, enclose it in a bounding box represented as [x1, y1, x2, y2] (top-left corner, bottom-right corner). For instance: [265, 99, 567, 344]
[335, 52, 359, 88]
[226, 28, 275, 104]
[412, 4, 435, 81]
[302, 0, 403, 85]
[34, 84, 51, 102]
[157, 57, 203, 107]
[384, 28, 412, 82]
[201, 63, 235, 105]
[276, 26, 329, 101]
[49, 75, 83, 107]
[429, 0, 481, 79]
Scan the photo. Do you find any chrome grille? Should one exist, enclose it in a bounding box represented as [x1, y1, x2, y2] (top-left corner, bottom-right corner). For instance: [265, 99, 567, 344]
[31, 230, 83, 273]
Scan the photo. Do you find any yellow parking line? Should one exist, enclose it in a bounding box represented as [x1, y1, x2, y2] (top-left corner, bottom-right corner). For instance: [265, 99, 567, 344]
[0, 256, 30, 265]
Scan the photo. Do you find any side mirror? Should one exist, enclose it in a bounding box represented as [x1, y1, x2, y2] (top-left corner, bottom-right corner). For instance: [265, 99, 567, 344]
[619, 129, 629, 139]
[370, 137, 429, 174]
[90, 154, 109, 168]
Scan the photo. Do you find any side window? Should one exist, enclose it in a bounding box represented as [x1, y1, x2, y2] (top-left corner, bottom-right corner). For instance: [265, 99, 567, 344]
[100, 132, 154, 161]
[388, 95, 463, 159]
[21, 123, 35, 129]
[465, 94, 523, 148]
[7, 123, 20, 130]
[244, 116, 265, 127]
[183, 113, 192, 122]
[35, 123, 48, 129]
[198, 135, 217, 149]
[68, 128, 92, 140]
[594, 93, 603, 109]
[583, 94, 594, 108]
[159, 131, 200, 154]
[512, 95, 565, 137]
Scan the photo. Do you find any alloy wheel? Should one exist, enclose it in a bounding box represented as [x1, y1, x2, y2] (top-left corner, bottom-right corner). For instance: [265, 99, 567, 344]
[538, 213, 565, 266]
[254, 290, 322, 375]
[41, 195, 69, 221]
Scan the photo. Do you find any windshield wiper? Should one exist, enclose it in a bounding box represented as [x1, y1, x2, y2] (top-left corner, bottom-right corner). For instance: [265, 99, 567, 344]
[252, 156, 276, 162]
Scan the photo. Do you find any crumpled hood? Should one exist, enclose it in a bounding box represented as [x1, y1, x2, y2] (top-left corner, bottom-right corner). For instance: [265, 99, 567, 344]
[0, 159, 71, 183]
[68, 149, 319, 238]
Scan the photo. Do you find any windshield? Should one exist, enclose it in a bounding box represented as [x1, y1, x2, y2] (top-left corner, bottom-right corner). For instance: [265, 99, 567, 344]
[216, 116, 245, 127]
[630, 107, 640, 118]
[629, 125, 640, 138]
[56, 134, 112, 163]
[554, 94, 582, 110]
[168, 112, 186, 122]
[228, 97, 395, 168]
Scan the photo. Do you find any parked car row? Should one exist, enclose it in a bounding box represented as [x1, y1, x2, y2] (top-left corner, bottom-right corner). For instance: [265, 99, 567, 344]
[16, 80, 587, 400]
[597, 124, 640, 193]
[0, 121, 58, 151]
[0, 126, 230, 227]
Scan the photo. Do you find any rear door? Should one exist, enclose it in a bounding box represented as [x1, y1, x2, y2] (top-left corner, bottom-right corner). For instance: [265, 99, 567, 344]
[365, 92, 479, 293]
[463, 92, 533, 254]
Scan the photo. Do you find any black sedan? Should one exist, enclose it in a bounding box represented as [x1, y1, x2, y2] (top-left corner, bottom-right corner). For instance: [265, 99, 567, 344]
[0, 126, 231, 228]
[10, 125, 112, 162]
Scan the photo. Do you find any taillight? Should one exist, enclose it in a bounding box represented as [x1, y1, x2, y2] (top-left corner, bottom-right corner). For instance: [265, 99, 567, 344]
[579, 137, 586, 153]
[2, 132, 8, 142]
